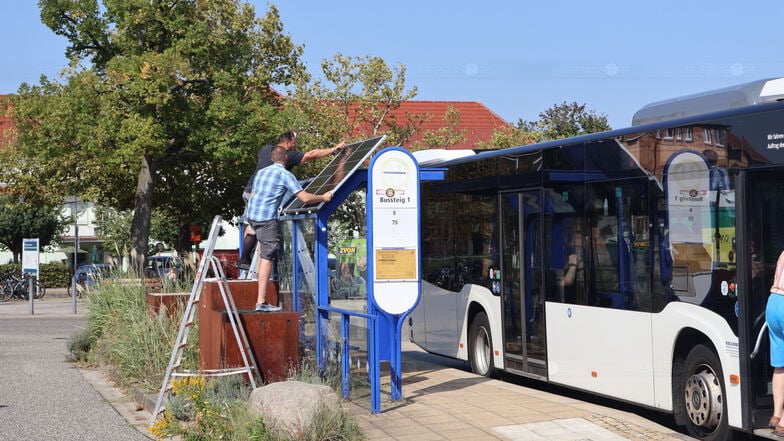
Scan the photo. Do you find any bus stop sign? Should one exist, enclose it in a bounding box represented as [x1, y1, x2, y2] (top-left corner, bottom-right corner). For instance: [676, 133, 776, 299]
[368, 147, 421, 315]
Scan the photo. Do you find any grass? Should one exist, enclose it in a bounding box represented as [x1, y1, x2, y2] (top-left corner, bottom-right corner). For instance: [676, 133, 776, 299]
[68, 276, 365, 440]
[75, 278, 198, 390]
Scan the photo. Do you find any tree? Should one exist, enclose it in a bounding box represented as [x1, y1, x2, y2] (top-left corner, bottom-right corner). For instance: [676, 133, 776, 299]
[538, 101, 611, 140]
[284, 54, 426, 238]
[413, 105, 467, 151]
[0, 193, 66, 263]
[3, 1, 306, 273]
[97, 206, 180, 259]
[481, 102, 611, 149]
[477, 124, 543, 149]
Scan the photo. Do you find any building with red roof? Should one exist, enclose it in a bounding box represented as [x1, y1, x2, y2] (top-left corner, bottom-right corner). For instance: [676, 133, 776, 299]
[354, 100, 510, 150]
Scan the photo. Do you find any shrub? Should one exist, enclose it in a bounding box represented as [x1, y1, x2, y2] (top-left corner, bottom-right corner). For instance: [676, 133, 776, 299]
[67, 329, 93, 363]
[85, 281, 197, 390]
[150, 376, 269, 441]
[81, 280, 364, 441]
[0, 262, 71, 288]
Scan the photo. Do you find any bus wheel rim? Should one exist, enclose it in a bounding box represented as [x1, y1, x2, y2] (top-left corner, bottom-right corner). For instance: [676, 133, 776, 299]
[684, 364, 722, 431]
[474, 327, 490, 374]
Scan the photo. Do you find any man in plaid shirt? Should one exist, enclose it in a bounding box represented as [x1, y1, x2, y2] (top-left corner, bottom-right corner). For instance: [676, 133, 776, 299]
[247, 146, 333, 311]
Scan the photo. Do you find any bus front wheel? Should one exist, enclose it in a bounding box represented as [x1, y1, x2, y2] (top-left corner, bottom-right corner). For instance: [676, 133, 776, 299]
[468, 311, 495, 378]
[678, 344, 731, 441]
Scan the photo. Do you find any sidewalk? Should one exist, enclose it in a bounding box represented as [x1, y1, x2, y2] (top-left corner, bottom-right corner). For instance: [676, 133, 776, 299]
[345, 341, 694, 441]
[0, 296, 152, 441]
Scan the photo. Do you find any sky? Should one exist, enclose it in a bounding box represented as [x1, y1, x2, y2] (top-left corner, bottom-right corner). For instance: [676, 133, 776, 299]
[2, 1, 784, 129]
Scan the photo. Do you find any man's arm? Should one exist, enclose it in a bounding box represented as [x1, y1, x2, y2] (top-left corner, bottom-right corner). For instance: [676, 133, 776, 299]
[301, 141, 347, 163]
[295, 190, 333, 205]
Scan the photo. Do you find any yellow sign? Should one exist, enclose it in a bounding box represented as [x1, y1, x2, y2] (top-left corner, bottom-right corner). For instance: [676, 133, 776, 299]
[375, 249, 417, 280]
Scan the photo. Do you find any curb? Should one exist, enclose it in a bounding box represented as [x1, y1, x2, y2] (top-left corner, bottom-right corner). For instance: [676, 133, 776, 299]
[133, 386, 160, 418]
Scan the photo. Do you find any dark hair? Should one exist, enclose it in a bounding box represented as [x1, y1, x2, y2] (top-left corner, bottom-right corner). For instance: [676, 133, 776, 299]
[278, 130, 297, 144]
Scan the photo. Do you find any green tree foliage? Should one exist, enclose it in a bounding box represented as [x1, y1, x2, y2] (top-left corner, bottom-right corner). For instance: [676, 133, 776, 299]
[0, 193, 66, 263]
[481, 102, 611, 149]
[96, 206, 190, 258]
[3, 1, 305, 273]
[413, 105, 467, 151]
[477, 124, 543, 150]
[537, 101, 611, 140]
[283, 54, 426, 238]
[286, 53, 424, 177]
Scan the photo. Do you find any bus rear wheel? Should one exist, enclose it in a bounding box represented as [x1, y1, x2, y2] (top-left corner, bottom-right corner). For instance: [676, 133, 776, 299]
[678, 344, 731, 441]
[468, 311, 495, 378]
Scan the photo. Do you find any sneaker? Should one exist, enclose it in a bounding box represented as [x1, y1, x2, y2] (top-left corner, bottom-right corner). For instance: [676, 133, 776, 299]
[255, 302, 282, 312]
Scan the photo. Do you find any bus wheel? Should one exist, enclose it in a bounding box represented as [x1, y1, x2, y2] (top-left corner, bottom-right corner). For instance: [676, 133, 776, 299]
[678, 344, 730, 441]
[468, 312, 495, 378]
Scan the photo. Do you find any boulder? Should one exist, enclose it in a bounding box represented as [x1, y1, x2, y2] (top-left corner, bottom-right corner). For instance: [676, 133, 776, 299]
[248, 380, 340, 437]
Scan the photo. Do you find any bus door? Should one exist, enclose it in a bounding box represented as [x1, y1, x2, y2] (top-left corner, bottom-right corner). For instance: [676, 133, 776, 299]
[500, 190, 547, 378]
[738, 168, 784, 430]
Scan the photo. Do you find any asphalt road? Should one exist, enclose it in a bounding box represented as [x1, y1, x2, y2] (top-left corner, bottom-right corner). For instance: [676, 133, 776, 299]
[0, 299, 151, 441]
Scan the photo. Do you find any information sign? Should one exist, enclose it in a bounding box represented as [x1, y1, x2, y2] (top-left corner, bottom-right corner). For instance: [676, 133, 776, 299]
[22, 238, 39, 276]
[369, 148, 421, 315]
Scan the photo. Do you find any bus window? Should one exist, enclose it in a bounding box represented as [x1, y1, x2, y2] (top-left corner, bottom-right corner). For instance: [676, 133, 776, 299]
[422, 189, 455, 290]
[453, 193, 497, 289]
[544, 185, 586, 305]
[586, 180, 651, 311]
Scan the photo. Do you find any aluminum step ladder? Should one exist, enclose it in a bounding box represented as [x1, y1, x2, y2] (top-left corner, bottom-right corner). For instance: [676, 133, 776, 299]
[150, 215, 261, 425]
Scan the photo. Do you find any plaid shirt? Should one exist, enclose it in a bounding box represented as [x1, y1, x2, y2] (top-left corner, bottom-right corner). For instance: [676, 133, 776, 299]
[246, 163, 303, 222]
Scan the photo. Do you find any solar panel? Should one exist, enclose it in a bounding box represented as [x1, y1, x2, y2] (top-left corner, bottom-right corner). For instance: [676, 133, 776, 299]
[282, 135, 387, 214]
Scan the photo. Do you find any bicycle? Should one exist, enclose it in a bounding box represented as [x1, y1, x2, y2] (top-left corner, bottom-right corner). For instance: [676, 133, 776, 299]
[0, 274, 46, 301]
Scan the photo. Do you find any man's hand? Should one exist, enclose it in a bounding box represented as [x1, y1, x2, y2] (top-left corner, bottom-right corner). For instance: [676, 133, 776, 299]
[332, 141, 347, 153]
[322, 191, 333, 203]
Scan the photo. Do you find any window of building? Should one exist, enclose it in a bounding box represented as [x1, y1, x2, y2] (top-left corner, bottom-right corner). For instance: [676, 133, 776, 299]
[715, 129, 725, 147]
[684, 127, 693, 142]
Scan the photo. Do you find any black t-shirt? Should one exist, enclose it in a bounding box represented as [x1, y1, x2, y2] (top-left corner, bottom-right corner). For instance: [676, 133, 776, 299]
[243, 144, 305, 192]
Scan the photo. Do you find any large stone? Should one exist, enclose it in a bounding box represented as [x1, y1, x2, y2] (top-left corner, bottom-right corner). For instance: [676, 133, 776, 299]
[248, 380, 340, 437]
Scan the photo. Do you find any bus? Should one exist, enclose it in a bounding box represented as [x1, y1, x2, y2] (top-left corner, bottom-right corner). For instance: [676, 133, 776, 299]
[407, 77, 784, 441]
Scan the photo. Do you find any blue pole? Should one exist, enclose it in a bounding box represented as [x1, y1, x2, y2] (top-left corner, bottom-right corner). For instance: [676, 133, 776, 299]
[341, 313, 350, 399]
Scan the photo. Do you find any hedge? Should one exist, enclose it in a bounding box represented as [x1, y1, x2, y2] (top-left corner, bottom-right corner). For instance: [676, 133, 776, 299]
[0, 262, 71, 288]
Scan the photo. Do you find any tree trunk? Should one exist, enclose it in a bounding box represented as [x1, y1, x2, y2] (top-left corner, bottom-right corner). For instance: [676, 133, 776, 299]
[177, 223, 193, 256]
[130, 155, 154, 276]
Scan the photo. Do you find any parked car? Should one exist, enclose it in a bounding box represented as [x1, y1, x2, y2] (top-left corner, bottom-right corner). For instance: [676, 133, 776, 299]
[145, 255, 182, 280]
[70, 263, 114, 297]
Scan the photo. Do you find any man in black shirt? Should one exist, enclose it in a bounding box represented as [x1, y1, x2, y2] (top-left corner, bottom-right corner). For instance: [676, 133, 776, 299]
[239, 131, 346, 269]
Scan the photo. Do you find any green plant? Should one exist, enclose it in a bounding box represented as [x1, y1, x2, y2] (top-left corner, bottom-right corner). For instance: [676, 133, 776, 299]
[305, 403, 364, 441]
[80, 277, 364, 441]
[66, 329, 93, 363]
[85, 281, 197, 390]
[150, 377, 269, 441]
[0, 262, 70, 288]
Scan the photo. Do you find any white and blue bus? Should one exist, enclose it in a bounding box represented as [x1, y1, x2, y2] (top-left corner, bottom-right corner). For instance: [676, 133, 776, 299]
[408, 78, 784, 440]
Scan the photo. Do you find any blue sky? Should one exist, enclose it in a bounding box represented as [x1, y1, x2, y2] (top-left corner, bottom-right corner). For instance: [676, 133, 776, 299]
[3, 1, 783, 129]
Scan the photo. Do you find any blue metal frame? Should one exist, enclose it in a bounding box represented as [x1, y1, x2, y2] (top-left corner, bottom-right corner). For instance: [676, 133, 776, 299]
[278, 156, 443, 414]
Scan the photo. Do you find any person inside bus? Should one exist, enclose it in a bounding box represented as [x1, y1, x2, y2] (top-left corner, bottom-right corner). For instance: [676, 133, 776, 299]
[767, 250, 784, 433]
[563, 220, 585, 303]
